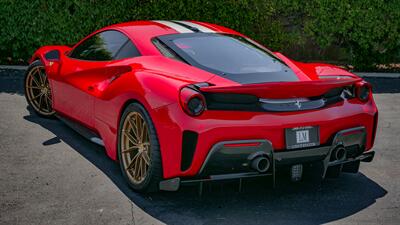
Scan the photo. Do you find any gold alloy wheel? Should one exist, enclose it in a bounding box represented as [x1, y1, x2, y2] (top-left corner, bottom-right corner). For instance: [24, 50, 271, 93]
[25, 66, 54, 116]
[121, 111, 151, 184]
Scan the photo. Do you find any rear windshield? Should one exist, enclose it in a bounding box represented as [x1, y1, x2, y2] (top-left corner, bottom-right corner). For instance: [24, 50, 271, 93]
[157, 33, 299, 84]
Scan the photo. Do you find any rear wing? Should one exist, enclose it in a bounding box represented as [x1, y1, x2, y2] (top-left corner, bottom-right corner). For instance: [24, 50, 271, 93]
[200, 78, 361, 99]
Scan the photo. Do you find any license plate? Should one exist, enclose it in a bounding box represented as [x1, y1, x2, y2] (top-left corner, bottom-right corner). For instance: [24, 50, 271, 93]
[285, 126, 320, 149]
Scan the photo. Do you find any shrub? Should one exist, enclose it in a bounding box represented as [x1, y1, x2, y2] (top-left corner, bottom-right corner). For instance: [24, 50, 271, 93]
[0, 0, 399, 70]
[304, 0, 400, 70]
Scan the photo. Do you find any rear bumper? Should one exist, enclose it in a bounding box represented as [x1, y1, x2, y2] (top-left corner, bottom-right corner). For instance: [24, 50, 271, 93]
[159, 126, 375, 191]
[275, 126, 367, 166]
[153, 97, 378, 179]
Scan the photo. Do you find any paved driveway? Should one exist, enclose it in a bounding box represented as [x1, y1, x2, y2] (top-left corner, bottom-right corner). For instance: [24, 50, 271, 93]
[1, 69, 399, 225]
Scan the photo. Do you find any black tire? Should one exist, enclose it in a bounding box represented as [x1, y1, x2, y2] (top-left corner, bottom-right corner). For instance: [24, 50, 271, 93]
[326, 164, 342, 178]
[24, 60, 55, 118]
[117, 102, 163, 193]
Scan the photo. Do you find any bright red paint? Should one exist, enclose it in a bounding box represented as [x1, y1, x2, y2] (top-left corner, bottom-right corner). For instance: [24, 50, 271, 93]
[30, 21, 378, 179]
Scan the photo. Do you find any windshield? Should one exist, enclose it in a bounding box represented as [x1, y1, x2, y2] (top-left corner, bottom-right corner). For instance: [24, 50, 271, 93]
[157, 33, 299, 84]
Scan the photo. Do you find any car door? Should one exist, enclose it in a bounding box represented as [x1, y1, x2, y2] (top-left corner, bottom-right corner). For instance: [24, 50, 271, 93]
[52, 30, 133, 129]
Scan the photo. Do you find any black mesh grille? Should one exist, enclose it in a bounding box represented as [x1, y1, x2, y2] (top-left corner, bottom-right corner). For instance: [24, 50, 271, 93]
[181, 130, 198, 171]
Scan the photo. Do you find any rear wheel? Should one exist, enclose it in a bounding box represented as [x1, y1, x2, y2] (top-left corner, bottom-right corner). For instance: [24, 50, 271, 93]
[118, 103, 162, 192]
[24, 60, 55, 117]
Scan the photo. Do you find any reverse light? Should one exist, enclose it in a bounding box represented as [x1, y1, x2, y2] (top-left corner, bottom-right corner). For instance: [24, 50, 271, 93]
[290, 164, 303, 182]
[356, 82, 372, 102]
[179, 87, 206, 116]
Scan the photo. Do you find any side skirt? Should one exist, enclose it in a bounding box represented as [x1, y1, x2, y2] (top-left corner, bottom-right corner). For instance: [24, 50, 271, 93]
[55, 114, 104, 146]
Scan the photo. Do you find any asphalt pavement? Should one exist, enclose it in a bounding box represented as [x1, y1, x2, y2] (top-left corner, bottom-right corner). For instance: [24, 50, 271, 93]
[1, 69, 399, 225]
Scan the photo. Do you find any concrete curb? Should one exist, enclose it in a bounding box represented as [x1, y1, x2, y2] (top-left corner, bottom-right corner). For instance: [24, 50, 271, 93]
[1, 65, 399, 78]
[0, 65, 28, 70]
[354, 72, 400, 79]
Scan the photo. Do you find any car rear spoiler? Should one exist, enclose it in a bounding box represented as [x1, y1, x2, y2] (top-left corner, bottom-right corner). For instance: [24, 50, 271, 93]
[199, 78, 361, 99]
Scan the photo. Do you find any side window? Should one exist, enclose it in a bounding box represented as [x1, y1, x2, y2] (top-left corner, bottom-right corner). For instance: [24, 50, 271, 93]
[114, 40, 141, 60]
[69, 30, 139, 61]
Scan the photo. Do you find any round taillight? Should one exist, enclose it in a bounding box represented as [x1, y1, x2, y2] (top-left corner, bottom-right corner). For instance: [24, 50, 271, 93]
[179, 87, 206, 116]
[356, 82, 371, 102]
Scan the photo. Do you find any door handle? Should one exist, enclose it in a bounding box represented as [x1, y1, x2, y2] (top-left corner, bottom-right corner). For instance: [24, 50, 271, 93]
[87, 86, 94, 91]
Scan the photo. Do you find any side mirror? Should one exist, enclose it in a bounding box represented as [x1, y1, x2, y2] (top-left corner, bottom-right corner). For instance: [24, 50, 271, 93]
[44, 50, 62, 76]
[44, 50, 60, 62]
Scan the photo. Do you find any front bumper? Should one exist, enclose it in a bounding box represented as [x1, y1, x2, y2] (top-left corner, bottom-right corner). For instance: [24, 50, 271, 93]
[159, 126, 375, 191]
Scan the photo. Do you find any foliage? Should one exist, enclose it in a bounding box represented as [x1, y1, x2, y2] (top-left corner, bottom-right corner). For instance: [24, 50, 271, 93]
[0, 0, 399, 70]
[304, 0, 400, 70]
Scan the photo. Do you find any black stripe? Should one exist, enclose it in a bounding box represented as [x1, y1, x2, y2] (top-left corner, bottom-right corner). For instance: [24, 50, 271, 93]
[171, 21, 201, 32]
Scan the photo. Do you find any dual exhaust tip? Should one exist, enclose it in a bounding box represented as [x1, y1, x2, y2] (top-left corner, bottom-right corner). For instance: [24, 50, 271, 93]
[331, 146, 346, 161]
[250, 146, 346, 173]
[251, 156, 271, 173]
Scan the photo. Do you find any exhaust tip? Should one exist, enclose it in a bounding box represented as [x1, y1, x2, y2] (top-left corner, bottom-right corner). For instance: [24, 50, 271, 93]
[251, 156, 270, 173]
[331, 146, 346, 161]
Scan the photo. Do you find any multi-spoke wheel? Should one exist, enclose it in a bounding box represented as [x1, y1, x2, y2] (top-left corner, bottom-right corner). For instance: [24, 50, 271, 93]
[121, 111, 151, 183]
[24, 60, 55, 117]
[118, 103, 162, 192]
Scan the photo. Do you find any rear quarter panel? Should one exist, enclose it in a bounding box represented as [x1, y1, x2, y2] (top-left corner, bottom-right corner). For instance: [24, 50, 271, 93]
[93, 57, 202, 161]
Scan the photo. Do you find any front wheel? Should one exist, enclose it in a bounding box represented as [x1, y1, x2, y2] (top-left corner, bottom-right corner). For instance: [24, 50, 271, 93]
[117, 103, 163, 192]
[24, 60, 55, 117]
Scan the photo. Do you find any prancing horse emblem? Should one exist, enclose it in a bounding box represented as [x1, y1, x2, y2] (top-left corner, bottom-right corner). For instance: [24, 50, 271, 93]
[295, 100, 302, 109]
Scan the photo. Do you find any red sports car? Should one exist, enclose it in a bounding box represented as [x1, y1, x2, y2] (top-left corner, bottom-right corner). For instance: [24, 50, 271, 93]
[25, 20, 378, 192]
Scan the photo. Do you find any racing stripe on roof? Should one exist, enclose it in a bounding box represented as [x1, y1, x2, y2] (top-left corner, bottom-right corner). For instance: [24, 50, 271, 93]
[172, 21, 201, 32]
[153, 20, 194, 33]
[175, 21, 216, 33]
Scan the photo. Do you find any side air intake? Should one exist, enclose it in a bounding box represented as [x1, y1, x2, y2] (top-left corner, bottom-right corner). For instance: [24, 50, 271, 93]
[181, 130, 199, 171]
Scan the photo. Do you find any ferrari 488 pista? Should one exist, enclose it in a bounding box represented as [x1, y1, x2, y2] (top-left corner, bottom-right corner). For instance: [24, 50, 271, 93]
[25, 20, 378, 192]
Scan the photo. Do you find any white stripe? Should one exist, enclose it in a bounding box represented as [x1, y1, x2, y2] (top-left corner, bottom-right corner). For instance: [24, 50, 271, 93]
[176, 21, 216, 33]
[153, 20, 194, 33]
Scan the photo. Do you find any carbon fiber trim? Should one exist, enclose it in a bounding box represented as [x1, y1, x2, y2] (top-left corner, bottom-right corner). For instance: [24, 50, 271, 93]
[159, 126, 373, 191]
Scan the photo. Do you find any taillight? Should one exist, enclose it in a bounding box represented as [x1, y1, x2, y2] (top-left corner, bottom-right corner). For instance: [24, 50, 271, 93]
[179, 87, 206, 116]
[355, 82, 372, 102]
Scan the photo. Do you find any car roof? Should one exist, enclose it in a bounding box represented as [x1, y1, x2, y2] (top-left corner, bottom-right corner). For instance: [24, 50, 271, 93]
[98, 20, 243, 55]
[74, 20, 244, 56]
[107, 20, 240, 36]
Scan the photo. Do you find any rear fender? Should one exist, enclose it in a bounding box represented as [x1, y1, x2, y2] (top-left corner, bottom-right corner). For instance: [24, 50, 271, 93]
[295, 61, 357, 79]
[274, 52, 358, 80]
[94, 69, 189, 161]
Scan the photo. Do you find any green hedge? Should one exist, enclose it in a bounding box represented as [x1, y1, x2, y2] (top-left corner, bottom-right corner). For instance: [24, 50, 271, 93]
[0, 0, 399, 70]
